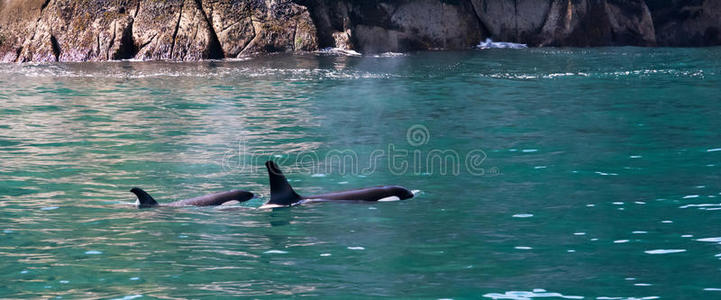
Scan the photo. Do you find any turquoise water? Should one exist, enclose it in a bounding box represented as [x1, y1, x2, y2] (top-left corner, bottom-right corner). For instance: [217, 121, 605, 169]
[1, 48, 721, 298]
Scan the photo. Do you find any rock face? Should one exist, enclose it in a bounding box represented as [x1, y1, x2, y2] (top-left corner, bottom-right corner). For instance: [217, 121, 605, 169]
[298, 0, 483, 53]
[0, 0, 317, 62]
[299, 0, 659, 51]
[1, 0, 720, 62]
[649, 0, 721, 46]
[529, 0, 657, 46]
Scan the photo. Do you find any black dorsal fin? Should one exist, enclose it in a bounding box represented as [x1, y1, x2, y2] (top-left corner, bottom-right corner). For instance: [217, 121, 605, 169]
[130, 187, 159, 208]
[265, 161, 302, 206]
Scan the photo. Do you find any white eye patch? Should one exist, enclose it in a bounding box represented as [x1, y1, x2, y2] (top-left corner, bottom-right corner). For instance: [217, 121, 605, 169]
[377, 196, 401, 202]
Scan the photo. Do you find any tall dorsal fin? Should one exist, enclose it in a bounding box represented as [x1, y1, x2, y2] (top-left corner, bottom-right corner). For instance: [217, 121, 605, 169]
[130, 187, 159, 208]
[265, 161, 302, 206]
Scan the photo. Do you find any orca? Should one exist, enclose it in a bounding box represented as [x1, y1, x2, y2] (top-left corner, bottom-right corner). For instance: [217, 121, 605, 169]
[261, 161, 414, 208]
[130, 187, 255, 208]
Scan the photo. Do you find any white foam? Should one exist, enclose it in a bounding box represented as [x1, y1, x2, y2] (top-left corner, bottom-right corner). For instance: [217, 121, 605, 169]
[347, 246, 365, 250]
[613, 240, 629, 244]
[683, 195, 700, 199]
[316, 47, 362, 56]
[644, 249, 686, 254]
[512, 214, 534, 218]
[372, 52, 407, 58]
[110, 295, 143, 300]
[679, 203, 721, 209]
[514, 246, 533, 250]
[697, 237, 721, 243]
[595, 171, 618, 176]
[264, 250, 288, 254]
[707, 148, 721, 152]
[482, 289, 582, 300]
[476, 38, 528, 49]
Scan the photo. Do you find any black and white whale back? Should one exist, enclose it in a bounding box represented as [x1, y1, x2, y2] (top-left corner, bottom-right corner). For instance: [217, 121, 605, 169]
[129, 187, 254, 208]
[264, 160, 414, 206]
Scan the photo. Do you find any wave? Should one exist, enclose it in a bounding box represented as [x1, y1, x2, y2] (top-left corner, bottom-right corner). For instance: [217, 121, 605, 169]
[372, 52, 407, 58]
[315, 47, 362, 56]
[476, 38, 528, 49]
[0, 63, 396, 80]
[478, 69, 708, 80]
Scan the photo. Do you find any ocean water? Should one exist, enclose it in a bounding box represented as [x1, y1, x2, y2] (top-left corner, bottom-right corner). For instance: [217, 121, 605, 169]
[1, 47, 721, 298]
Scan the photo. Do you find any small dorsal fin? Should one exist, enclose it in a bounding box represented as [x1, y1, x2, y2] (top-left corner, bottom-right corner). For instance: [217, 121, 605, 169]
[130, 187, 159, 208]
[265, 161, 302, 206]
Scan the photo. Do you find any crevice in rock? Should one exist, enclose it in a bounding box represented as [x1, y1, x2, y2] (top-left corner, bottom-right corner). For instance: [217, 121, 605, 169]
[49, 34, 60, 61]
[106, 21, 117, 59]
[113, 19, 138, 60]
[294, 0, 335, 49]
[221, 19, 241, 32]
[467, 0, 491, 39]
[15, 46, 23, 61]
[41, 0, 51, 11]
[240, 19, 257, 55]
[133, 0, 141, 18]
[169, 0, 185, 58]
[292, 21, 298, 51]
[513, 0, 519, 40]
[136, 33, 156, 53]
[240, 19, 259, 54]
[192, 0, 224, 59]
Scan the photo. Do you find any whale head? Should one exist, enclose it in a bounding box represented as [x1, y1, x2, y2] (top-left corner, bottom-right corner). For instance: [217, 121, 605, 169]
[387, 185, 414, 200]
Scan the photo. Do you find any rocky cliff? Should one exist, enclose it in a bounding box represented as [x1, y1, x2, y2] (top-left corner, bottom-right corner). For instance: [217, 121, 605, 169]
[1, 0, 719, 62]
[0, 0, 317, 62]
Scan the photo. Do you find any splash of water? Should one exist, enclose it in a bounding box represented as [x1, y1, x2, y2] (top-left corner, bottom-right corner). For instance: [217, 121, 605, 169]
[476, 38, 528, 49]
